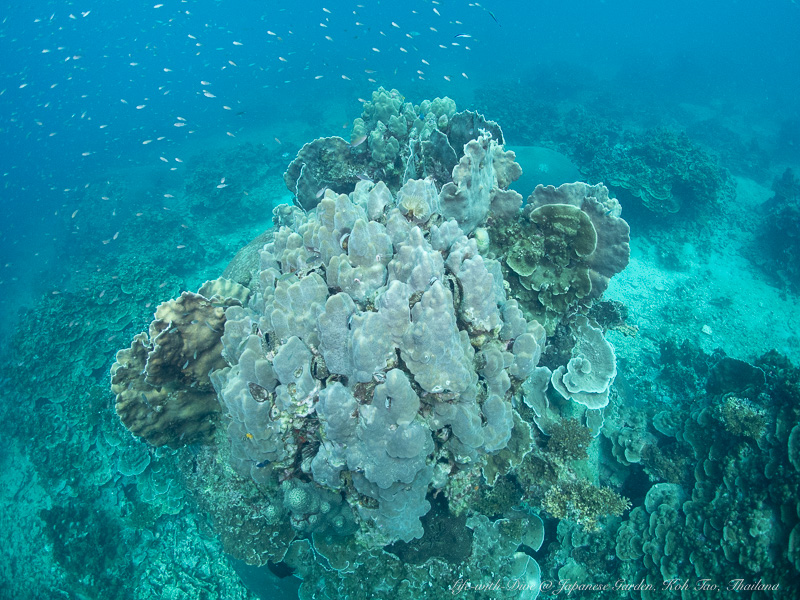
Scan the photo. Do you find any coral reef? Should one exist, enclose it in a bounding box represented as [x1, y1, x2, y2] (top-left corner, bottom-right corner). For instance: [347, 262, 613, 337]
[102, 90, 639, 599]
[755, 167, 800, 292]
[611, 347, 799, 597]
[596, 128, 734, 214]
[475, 84, 736, 216]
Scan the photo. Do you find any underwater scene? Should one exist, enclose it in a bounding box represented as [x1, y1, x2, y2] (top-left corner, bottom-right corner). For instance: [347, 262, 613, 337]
[2, 0, 800, 598]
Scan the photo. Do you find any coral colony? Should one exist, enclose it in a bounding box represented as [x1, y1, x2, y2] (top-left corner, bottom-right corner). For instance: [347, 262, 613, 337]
[109, 90, 800, 598]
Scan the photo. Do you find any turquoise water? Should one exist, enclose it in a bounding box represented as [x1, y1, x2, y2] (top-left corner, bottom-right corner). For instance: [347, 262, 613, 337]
[1, 1, 799, 599]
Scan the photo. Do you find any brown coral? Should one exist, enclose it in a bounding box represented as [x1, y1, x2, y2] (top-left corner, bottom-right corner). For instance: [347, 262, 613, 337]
[111, 287, 241, 447]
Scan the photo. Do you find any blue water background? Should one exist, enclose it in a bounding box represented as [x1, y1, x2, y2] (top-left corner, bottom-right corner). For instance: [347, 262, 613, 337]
[1, 0, 798, 333]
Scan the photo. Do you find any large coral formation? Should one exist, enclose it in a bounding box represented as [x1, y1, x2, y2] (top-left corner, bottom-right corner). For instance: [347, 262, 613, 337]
[108, 90, 638, 599]
[211, 173, 541, 545]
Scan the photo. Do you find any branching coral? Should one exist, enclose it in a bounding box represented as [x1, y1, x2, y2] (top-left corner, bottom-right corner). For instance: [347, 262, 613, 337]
[543, 478, 630, 532]
[546, 418, 592, 462]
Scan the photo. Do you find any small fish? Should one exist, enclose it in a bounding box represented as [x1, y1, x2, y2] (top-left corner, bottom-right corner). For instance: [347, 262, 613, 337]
[454, 33, 472, 38]
[351, 134, 367, 147]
